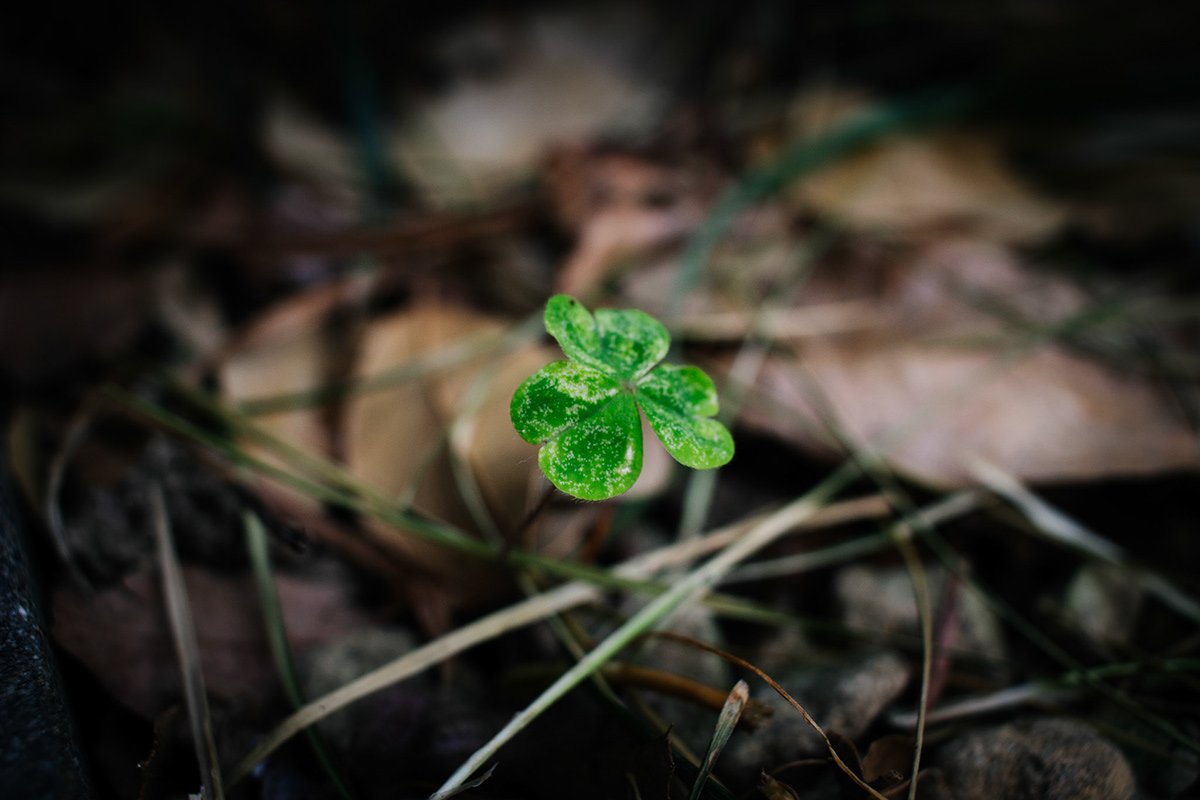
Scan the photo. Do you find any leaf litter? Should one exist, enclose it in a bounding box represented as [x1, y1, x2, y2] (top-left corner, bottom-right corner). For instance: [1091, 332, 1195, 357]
[5, 3, 1200, 799]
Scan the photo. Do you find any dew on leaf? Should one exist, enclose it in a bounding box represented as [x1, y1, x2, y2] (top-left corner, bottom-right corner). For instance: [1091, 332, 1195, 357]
[510, 295, 733, 500]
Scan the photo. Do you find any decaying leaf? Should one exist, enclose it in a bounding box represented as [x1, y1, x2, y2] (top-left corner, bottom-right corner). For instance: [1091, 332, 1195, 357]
[52, 565, 370, 719]
[390, 8, 664, 207]
[342, 303, 554, 600]
[546, 147, 722, 297]
[218, 281, 360, 516]
[218, 285, 682, 617]
[731, 238, 1200, 486]
[785, 89, 1067, 243]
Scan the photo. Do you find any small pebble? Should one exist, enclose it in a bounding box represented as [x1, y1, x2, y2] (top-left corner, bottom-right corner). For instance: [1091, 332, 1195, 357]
[837, 563, 1007, 663]
[723, 650, 910, 778]
[934, 717, 1136, 800]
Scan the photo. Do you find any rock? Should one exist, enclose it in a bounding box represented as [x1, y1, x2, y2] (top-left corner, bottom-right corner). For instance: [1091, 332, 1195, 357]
[297, 627, 505, 794]
[722, 650, 910, 779]
[634, 604, 729, 688]
[299, 627, 430, 759]
[1098, 716, 1198, 798]
[837, 564, 1007, 663]
[622, 602, 731, 754]
[934, 717, 1136, 800]
[1062, 564, 1144, 649]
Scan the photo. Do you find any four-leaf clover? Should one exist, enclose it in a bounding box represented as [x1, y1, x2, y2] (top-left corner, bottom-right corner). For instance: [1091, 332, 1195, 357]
[511, 295, 734, 500]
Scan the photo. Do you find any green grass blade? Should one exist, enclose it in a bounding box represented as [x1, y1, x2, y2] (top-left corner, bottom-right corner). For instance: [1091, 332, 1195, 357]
[671, 87, 973, 314]
[429, 466, 856, 798]
[244, 511, 355, 799]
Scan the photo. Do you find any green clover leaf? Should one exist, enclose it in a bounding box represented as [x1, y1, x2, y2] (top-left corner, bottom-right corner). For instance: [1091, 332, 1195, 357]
[511, 295, 734, 500]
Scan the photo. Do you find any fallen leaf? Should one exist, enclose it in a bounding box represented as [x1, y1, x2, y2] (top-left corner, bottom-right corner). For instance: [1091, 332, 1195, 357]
[785, 89, 1067, 244]
[390, 8, 664, 207]
[52, 565, 371, 719]
[860, 735, 914, 786]
[733, 238, 1200, 486]
[545, 147, 721, 297]
[342, 303, 553, 601]
[218, 281, 356, 514]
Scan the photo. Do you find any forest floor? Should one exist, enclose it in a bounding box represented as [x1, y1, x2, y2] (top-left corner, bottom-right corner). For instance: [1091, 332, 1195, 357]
[3, 3, 1200, 799]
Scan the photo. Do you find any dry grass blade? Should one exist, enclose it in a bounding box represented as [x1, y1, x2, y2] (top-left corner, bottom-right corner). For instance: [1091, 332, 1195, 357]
[688, 680, 749, 800]
[432, 764, 498, 799]
[230, 497, 885, 786]
[726, 491, 977, 584]
[430, 473, 858, 799]
[969, 459, 1123, 560]
[151, 484, 225, 800]
[228, 579, 603, 787]
[650, 632, 889, 800]
[888, 682, 1080, 728]
[109, 381, 892, 595]
[660, 495, 889, 572]
[970, 458, 1200, 624]
[889, 525, 933, 800]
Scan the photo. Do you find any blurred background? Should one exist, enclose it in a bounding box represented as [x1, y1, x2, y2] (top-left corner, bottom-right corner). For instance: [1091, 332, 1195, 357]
[3, 2, 1200, 799]
[4, 0, 1199, 379]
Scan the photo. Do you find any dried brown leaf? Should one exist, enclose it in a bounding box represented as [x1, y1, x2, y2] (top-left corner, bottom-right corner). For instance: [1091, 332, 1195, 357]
[390, 9, 664, 207]
[786, 89, 1067, 243]
[52, 565, 370, 719]
[734, 239, 1200, 486]
[861, 735, 915, 786]
[218, 287, 348, 516]
[547, 148, 721, 297]
[342, 304, 552, 608]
